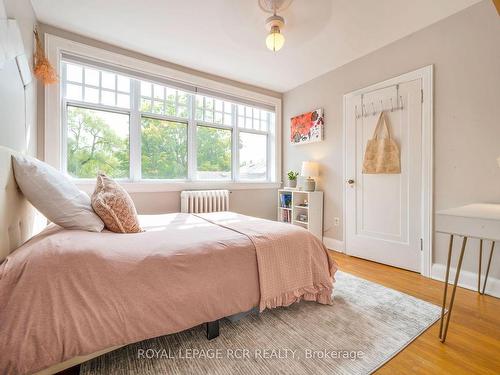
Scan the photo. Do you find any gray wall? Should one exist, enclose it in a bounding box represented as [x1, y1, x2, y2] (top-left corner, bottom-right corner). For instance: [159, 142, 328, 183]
[283, 1, 500, 277]
[37, 24, 281, 220]
[0, 0, 37, 156]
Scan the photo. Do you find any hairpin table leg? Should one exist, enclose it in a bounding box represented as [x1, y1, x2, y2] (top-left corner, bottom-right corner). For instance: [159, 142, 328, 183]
[439, 234, 454, 340]
[441, 236, 467, 343]
[478, 239, 483, 293]
[481, 241, 495, 295]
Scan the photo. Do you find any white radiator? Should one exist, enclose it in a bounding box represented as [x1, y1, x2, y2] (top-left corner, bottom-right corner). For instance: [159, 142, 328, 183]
[180, 190, 230, 213]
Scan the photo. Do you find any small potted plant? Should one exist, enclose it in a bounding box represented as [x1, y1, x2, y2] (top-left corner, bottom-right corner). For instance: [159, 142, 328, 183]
[286, 170, 299, 188]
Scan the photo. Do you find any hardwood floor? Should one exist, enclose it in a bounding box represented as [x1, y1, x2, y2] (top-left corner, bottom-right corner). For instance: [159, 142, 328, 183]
[328, 251, 500, 375]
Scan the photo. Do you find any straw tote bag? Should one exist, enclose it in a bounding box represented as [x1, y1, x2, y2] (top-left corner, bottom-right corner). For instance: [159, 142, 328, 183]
[362, 111, 401, 174]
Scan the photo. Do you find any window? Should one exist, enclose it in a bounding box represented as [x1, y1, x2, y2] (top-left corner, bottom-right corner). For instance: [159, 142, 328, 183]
[61, 59, 276, 183]
[66, 106, 130, 178]
[196, 126, 232, 180]
[141, 117, 187, 179]
[64, 63, 131, 108]
[239, 132, 267, 180]
[196, 95, 232, 126]
[140, 81, 189, 118]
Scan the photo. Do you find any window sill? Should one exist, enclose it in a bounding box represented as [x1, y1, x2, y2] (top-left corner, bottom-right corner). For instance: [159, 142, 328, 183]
[75, 180, 281, 193]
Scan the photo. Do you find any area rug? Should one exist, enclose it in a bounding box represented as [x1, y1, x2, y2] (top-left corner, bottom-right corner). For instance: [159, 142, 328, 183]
[80, 272, 441, 375]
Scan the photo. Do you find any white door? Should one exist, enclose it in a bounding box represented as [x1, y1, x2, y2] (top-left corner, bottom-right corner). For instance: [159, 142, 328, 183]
[345, 79, 422, 272]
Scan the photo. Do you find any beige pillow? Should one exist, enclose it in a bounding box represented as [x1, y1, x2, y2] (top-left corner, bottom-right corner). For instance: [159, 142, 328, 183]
[12, 154, 104, 232]
[91, 173, 143, 233]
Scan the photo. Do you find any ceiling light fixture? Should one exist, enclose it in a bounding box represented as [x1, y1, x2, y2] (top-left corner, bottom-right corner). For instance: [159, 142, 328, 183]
[259, 0, 292, 52]
[265, 14, 285, 52]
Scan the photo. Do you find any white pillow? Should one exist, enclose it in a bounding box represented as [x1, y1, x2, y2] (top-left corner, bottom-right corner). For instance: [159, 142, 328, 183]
[12, 154, 104, 232]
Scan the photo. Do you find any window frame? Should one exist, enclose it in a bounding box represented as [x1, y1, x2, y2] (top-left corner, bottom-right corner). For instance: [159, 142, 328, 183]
[46, 34, 281, 192]
[61, 65, 273, 183]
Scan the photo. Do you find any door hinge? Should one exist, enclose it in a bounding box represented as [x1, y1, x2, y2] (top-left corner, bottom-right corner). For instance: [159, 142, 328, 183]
[420, 89, 424, 103]
[420, 238, 423, 251]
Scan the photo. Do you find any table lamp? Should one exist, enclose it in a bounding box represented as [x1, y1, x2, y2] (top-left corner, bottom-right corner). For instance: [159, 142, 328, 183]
[301, 161, 319, 192]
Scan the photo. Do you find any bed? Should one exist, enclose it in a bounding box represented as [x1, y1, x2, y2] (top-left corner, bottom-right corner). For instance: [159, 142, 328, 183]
[0, 147, 337, 375]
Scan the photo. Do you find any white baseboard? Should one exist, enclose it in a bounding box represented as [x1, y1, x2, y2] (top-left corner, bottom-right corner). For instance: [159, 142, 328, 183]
[431, 263, 500, 299]
[323, 237, 345, 253]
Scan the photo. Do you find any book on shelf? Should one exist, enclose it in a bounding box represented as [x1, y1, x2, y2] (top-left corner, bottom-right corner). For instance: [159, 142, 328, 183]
[281, 209, 291, 223]
[279, 193, 292, 209]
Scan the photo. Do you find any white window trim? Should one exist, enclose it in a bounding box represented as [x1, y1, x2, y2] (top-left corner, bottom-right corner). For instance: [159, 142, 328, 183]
[45, 34, 282, 192]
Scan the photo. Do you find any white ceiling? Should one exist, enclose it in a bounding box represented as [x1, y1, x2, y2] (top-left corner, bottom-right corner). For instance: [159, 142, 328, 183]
[31, 0, 481, 92]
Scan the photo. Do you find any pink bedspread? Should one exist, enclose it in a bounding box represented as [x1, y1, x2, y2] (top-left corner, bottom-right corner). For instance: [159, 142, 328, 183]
[0, 212, 336, 374]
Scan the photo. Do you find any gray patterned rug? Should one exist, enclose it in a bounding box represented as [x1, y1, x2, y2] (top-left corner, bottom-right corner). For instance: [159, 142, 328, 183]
[80, 272, 441, 375]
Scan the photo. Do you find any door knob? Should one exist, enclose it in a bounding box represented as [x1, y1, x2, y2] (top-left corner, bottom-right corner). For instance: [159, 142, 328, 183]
[347, 179, 355, 185]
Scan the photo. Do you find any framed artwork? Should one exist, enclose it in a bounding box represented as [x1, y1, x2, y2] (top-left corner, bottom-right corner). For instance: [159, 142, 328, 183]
[290, 108, 324, 145]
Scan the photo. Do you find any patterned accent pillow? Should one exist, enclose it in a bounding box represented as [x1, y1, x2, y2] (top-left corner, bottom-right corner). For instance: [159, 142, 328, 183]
[91, 173, 143, 233]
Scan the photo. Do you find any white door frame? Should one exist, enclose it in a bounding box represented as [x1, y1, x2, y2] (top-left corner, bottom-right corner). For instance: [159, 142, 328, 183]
[342, 65, 434, 277]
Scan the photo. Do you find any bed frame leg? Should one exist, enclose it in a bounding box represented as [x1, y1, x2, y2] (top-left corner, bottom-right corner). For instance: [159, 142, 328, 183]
[55, 364, 80, 375]
[206, 320, 220, 340]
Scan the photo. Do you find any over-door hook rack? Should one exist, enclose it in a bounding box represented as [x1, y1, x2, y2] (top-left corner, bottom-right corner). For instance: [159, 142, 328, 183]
[355, 95, 404, 119]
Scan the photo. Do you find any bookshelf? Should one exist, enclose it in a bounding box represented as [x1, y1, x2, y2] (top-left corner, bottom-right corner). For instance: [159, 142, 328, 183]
[277, 189, 323, 240]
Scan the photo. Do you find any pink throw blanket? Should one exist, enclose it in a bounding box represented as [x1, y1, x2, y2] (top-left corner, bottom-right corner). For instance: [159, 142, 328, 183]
[197, 212, 337, 311]
[0, 212, 337, 374]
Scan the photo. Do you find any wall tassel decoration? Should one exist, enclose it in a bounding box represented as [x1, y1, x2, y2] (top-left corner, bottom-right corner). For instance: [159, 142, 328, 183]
[33, 29, 58, 85]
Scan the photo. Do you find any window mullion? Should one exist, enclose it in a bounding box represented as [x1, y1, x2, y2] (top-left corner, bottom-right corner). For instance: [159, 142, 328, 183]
[187, 94, 197, 181]
[194, 121, 232, 131]
[232, 103, 239, 181]
[266, 111, 271, 182]
[129, 79, 141, 181]
[61, 99, 68, 173]
[61, 63, 68, 172]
